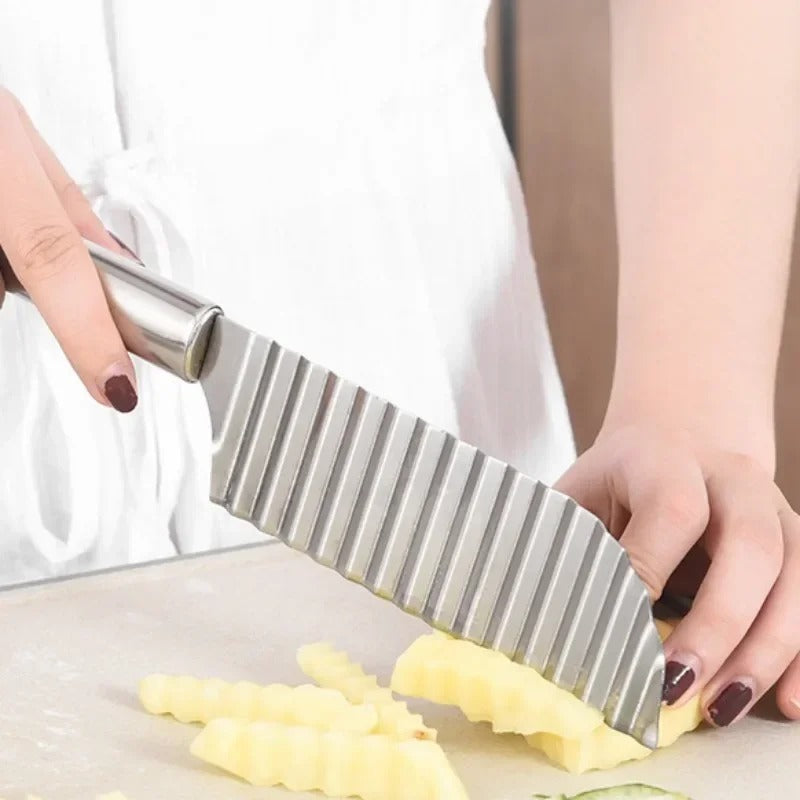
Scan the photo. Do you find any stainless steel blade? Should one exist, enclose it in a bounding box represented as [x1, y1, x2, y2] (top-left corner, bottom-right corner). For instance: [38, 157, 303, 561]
[4, 243, 662, 742]
[200, 316, 664, 747]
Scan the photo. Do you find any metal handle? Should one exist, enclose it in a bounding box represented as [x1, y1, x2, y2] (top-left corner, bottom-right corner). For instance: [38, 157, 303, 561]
[3, 238, 222, 382]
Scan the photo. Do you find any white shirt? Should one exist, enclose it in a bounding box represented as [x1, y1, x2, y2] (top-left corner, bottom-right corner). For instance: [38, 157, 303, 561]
[0, 0, 575, 584]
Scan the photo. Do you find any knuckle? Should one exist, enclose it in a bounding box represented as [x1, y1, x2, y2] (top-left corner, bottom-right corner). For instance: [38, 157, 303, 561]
[663, 427, 695, 454]
[695, 612, 747, 654]
[653, 493, 709, 534]
[17, 224, 82, 282]
[754, 630, 795, 667]
[725, 451, 765, 478]
[729, 519, 784, 570]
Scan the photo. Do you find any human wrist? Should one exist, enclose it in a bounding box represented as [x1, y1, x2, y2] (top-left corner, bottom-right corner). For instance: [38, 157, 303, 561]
[602, 374, 776, 475]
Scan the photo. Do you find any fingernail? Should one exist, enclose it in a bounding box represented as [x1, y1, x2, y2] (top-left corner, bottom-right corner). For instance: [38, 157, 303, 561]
[106, 230, 142, 263]
[103, 373, 138, 413]
[663, 660, 696, 705]
[708, 681, 753, 727]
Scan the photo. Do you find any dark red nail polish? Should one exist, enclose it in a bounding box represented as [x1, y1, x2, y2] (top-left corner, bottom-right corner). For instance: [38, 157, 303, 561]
[104, 375, 138, 413]
[106, 230, 142, 263]
[663, 661, 695, 705]
[709, 682, 753, 727]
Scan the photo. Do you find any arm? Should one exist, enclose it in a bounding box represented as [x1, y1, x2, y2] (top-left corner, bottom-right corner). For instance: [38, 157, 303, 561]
[557, 1, 800, 729]
[608, 0, 800, 472]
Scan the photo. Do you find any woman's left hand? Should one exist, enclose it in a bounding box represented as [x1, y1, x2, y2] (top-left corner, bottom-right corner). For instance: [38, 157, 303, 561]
[555, 423, 800, 727]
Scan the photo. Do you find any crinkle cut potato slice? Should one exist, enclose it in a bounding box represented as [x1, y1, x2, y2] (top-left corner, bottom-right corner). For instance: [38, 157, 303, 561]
[391, 620, 702, 773]
[190, 717, 468, 800]
[391, 633, 603, 738]
[139, 674, 377, 732]
[526, 691, 702, 774]
[137, 645, 456, 798]
[298, 641, 436, 740]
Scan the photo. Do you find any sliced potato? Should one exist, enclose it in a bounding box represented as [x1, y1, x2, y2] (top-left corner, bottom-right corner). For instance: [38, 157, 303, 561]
[527, 696, 702, 774]
[391, 625, 702, 773]
[298, 642, 436, 740]
[139, 674, 377, 733]
[391, 634, 602, 738]
[190, 718, 466, 799]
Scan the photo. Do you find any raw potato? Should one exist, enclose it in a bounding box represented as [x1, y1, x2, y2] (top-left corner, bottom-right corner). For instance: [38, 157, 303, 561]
[525, 620, 702, 773]
[298, 642, 436, 741]
[139, 674, 377, 733]
[144, 618, 694, 797]
[391, 634, 602, 738]
[391, 623, 702, 774]
[526, 696, 702, 774]
[297, 643, 382, 701]
[190, 717, 467, 800]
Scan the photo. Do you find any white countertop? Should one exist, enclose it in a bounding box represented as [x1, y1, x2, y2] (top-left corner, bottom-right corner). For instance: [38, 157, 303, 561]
[0, 543, 796, 800]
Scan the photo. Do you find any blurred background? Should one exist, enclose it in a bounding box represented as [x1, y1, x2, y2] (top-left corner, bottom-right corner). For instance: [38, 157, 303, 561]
[485, 0, 800, 506]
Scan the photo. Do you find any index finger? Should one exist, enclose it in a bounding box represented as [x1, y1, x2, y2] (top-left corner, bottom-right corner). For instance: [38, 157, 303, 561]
[0, 90, 137, 411]
[617, 448, 709, 599]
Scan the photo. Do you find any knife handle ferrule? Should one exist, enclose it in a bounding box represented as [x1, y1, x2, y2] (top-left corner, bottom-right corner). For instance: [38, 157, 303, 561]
[6, 238, 222, 382]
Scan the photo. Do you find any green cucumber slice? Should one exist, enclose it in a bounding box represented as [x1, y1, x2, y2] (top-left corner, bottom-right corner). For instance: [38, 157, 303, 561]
[533, 784, 691, 800]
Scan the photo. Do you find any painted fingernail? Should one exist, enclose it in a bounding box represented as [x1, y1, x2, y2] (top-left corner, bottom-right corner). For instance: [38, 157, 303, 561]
[106, 230, 142, 263]
[708, 681, 753, 727]
[663, 660, 695, 705]
[103, 374, 138, 413]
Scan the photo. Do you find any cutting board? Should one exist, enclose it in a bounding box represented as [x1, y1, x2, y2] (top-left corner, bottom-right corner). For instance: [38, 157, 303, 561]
[0, 543, 796, 799]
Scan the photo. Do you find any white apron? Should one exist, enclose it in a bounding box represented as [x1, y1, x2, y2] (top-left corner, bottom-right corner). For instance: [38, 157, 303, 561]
[0, 0, 575, 585]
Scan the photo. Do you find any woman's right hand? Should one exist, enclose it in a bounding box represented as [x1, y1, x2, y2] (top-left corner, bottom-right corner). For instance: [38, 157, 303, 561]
[0, 87, 138, 412]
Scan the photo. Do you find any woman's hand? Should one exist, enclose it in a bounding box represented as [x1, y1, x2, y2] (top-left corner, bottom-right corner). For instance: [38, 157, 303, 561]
[0, 87, 137, 412]
[601, 0, 800, 728]
[556, 424, 800, 727]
